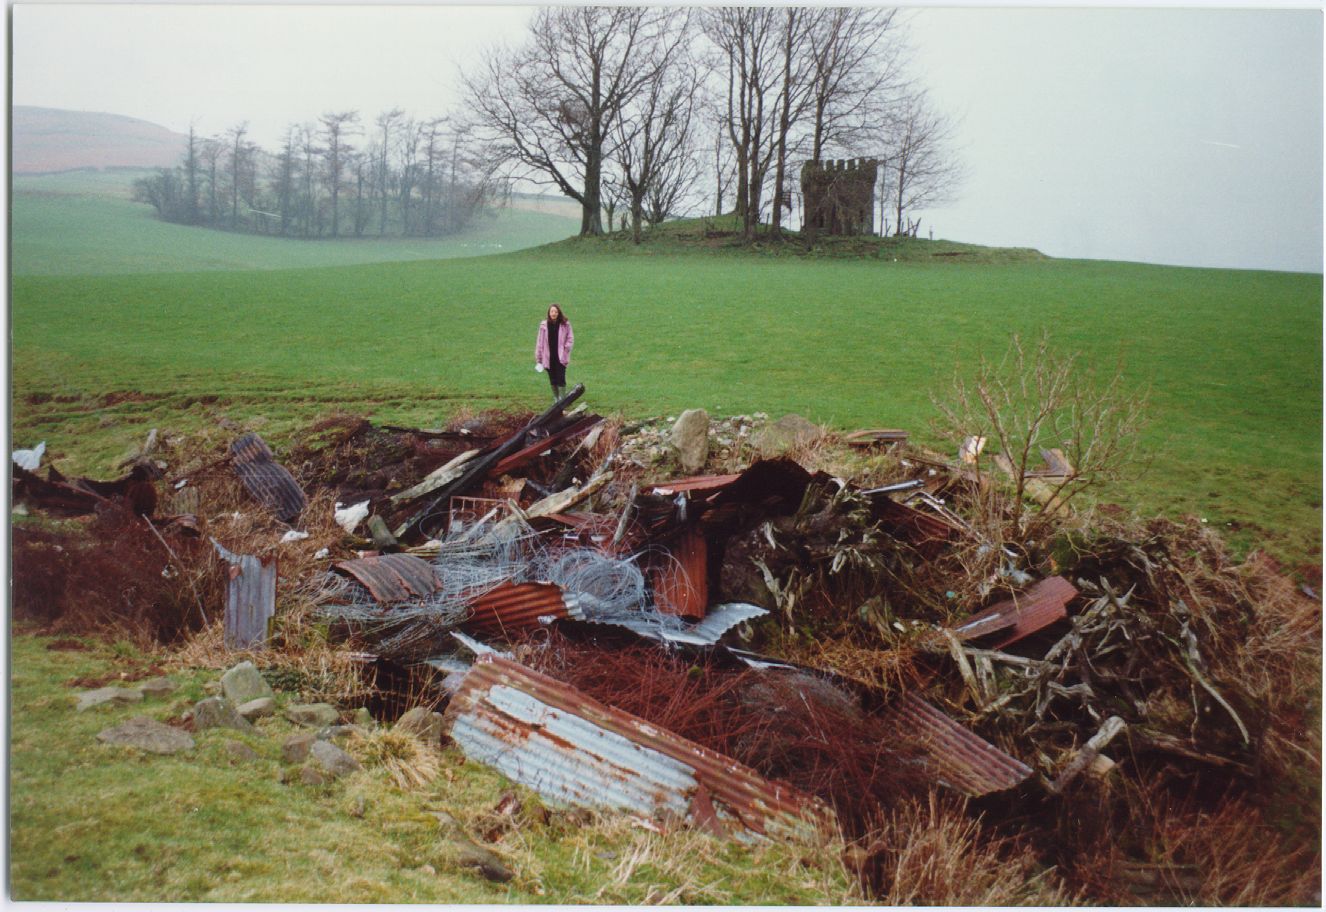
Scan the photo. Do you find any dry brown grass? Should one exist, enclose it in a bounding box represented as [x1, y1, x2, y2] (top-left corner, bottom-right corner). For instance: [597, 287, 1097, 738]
[348, 727, 441, 790]
[856, 792, 1078, 905]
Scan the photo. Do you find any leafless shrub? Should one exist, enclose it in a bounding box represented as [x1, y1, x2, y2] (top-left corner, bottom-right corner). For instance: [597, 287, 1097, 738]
[933, 332, 1150, 544]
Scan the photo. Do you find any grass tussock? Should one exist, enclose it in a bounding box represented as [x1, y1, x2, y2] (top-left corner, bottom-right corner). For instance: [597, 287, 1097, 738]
[349, 728, 441, 791]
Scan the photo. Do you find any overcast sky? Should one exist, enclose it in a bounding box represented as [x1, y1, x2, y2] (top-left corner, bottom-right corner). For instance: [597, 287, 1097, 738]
[10, 2, 1323, 272]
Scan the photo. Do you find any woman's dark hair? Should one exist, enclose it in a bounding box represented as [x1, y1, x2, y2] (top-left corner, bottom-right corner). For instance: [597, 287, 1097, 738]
[546, 303, 567, 325]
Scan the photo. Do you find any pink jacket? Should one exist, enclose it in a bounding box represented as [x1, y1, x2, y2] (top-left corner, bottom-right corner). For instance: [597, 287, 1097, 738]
[535, 319, 574, 368]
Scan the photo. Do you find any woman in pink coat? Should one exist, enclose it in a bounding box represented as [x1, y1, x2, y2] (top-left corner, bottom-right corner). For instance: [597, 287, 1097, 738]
[534, 304, 574, 402]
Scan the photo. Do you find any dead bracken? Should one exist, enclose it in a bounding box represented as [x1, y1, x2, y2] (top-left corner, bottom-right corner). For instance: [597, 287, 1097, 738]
[10, 385, 1321, 904]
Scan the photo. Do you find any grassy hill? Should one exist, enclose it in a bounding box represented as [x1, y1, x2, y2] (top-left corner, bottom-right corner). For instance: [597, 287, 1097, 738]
[12, 106, 188, 174]
[10, 169, 580, 275]
[11, 227, 1322, 568]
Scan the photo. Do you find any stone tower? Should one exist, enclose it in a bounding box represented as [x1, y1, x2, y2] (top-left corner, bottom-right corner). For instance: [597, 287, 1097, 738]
[800, 158, 879, 237]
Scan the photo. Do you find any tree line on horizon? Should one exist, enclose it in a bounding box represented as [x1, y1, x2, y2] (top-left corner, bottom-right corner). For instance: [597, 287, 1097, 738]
[134, 6, 960, 244]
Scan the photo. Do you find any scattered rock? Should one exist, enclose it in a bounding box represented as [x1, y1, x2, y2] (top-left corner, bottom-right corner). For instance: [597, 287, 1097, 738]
[282, 732, 317, 764]
[137, 677, 176, 698]
[203, 681, 223, 696]
[237, 697, 276, 721]
[395, 707, 444, 746]
[353, 707, 374, 727]
[285, 703, 339, 727]
[300, 766, 333, 786]
[670, 409, 710, 473]
[451, 840, 514, 883]
[316, 724, 366, 743]
[224, 740, 259, 762]
[752, 413, 822, 455]
[76, 686, 144, 712]
[309, 739, 362, 778]
[193, 696, 253, 732]
[220, 660, 274, 704]
[96, 716, 194, 755]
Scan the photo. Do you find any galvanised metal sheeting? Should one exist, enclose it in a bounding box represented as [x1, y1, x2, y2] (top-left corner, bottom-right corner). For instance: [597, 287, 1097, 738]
[334, 553, 442, 604]
[213, 539, 277, 650]
[881, 692, 1033, 796]
[229, 432, 307, 523]
[444, 655, 834, 843]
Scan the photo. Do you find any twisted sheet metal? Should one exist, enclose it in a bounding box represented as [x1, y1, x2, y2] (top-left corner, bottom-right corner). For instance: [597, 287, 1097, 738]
[461, 582, 572, 636]
[880, 692, 1032, 796]
[953, 576, 1078, 649]
[229, 432, 306, 523]
[333, 553, 442, 605]
[444, 655, 835, 843]
[212, 539, 277, 650]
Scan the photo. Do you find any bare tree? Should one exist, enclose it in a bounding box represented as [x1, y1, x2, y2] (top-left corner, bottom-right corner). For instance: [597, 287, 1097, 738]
[375, 108, 405, 236]
[613, 11, 699, 243]
[182, 124, 201, 224]
[297, 124, 320, 237]
[225, 122, 257, 230]
[318, 110, 360, 237]
[807, 8, 907, 162]
[465, 7, 676, 236]
[199, 136, 224, 226]
[880, 90, 962, 237]
[271, 125, 300, 236]
[768, 8, 818, 236]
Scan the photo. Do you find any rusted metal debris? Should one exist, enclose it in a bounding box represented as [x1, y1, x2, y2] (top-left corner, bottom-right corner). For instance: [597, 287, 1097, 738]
[952, 576, 1078, 649]
[230, 432, 306, 523]
[213, 540, 277, 650]
[489, 414, 602, 478]
[461, 582, 571, 636]
[444, 655, 835, 842]
[333, 553, 442, 605]
[844, 428, 909, 448]
[12, 462, 158, 516]
[880, 692, 1033, 796]
[650, 524, 709, 619]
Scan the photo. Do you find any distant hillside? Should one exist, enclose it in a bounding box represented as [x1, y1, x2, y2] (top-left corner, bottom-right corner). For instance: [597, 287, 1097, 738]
[12, 106, 187, 174]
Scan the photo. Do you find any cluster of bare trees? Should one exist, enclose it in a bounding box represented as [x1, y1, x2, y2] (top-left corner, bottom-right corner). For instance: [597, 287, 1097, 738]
[133, 111, 496, 239]
[466, 6, 962, 242]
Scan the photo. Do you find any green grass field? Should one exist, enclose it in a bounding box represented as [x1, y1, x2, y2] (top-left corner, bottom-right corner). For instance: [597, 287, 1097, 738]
[11, 170, 578, 275]
[10, 170, 1323, 567]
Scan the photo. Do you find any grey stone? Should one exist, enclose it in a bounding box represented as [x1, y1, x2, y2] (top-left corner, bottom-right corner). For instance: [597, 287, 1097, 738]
[395, 707, 444, 746]
[352, 707, 374, 727]
[670, 409, 710, 473]
[76, 686, 144, 712]
[193, 696, 253, 732]
[752, 413, 822, 455]
[224, 740, 259, 762]
[136, 677, 176, 697]
[220, 660, 274, 704]
[237, 697, 276, 721]
[97, 716, 194, 755]
[282, 732, 317, 764]
[285, 703, 339, 727]
[203, 681, 223, 695]
[451, 840, 514, 883]
[309, 740, 362, 778]
[316, 724, 365, 743]
[300, 765, 333, 786]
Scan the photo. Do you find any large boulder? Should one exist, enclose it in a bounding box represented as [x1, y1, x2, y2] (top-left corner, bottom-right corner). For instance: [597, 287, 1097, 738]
[193, 696, 253, 732]
[282, 732, 317, 764]
[238, 697, 276, 721]
[97, 717, 195, 755]
[670, 409, 710, 473]
[137, 677, 177, 698]
[752, 413, 822, 456]
[220, 661, 274, 704]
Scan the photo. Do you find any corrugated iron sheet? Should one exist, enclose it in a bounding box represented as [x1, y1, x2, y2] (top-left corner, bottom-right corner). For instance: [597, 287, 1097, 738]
[881, 692, 1032, 796]
[872, 496, 960, 554]
[229, 432, 306, 523]
[953, 576, 1078, 649]
[649, 473, 742, 496]
[461, 582, 571, 636]
[573, 602, 768, 647]
[844, 429, 909, 447]
[213, 540, 277, 650]
[334, 553, 442, 604]
[650, 524, 708, 619]
[444, 655, 834, 842]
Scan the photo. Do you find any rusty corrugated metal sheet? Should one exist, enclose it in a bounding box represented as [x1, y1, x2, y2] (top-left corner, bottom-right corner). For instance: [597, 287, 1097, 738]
[489, 416, 602, 478]
[873, 496, 960, 554]
[444, 655, 834, 842]
[213, 540, 277, 650]
[881, 692, 1033, 796]
[230, 432, 306, 523]
[650, 524, 708, 619]
[461, 582, 571, 636]
[953, 576, 1078, 649]
[334, 553, 441, 604]
[648, 473, 742, 496]
[844, 429, 909, 447]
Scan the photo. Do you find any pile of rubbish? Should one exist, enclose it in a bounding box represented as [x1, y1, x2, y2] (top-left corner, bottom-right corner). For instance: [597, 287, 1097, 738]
[11, 384, 1319, 902]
